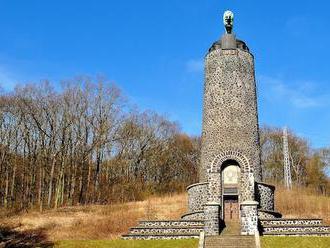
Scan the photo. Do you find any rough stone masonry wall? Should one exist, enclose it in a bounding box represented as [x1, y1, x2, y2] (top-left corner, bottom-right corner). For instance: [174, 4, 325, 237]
[241, 202, 258, 235]
[187, 183, 208, 212]
[262, 225, 330, 234]
[139, 220, 204, 228]
[260, 219, 322, 226]
[204, 203, 221, 235]
[129, 227, 204, 235]
[258, 210, 282, 219]
[181, 211, 205, 220]
[200, 47, 262, 202]
[255, 182, 275, 211]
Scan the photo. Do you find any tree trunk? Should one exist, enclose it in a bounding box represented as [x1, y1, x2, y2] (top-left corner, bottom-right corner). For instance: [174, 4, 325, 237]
[69, 163, 77, 205]
[10, 163, 16, 207]
[47, 155, 57, 208]
[4, 168, 9, 208]
[39, 166, 44, 212]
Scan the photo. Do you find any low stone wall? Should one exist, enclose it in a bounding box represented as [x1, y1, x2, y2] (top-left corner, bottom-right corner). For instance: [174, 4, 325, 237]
[122, 219, 205, 239]
[255, 182, 275, 211]
[139, 220, 204, 228]
[258, 210, 282, 219]
[122, 234, 199, 240]
[259, 218, 322, 226]
[181, 211, 205, 220]
[263, 233, 330, 236]
[187, 182, 208, 212]
[262, 225, 330, 234]
[129, 227, 204, 235]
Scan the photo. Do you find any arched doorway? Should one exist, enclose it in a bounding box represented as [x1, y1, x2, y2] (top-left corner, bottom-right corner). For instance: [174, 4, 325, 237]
[221, 160, 240, 222]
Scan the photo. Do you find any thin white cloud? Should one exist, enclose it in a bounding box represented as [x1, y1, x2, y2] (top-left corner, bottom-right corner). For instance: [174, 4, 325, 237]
[258, 75, 329, 108]
[186, 59, 204, 73]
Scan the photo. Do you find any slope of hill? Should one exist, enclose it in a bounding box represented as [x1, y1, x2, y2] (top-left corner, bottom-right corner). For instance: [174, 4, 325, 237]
[0, 185, 329, 244]
[274, 184, 329, 224]
[0, 194, 187, 241]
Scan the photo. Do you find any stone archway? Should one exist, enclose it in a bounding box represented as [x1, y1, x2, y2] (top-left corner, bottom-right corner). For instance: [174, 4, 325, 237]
[206, 150, 255, 207]
[204, 150, 257, 235]
[209, 150, 250, 174]
[221, 160, 240, 223]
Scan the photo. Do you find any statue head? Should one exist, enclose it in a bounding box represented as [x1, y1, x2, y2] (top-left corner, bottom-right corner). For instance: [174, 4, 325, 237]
[223, 10, 234, 34]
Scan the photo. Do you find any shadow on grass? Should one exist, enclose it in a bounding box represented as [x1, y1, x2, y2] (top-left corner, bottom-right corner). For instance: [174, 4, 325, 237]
[0, 225, 54, 248]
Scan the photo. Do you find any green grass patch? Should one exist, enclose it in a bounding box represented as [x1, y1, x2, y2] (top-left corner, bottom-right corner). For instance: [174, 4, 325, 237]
[261, 236, 330, 248]
[55, 239, 198, 248]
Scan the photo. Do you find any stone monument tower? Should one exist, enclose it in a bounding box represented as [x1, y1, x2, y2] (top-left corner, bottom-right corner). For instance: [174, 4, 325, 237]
[183, 10, 278, 235]
[124, 11, 330, 240]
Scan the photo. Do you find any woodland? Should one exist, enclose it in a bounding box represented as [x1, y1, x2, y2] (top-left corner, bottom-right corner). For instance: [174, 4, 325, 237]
[0, 77, 329, 211]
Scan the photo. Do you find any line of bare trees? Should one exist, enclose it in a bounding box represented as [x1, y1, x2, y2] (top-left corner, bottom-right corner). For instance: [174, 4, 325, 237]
[0, 78, 199, 210]
[0, 78, 329, 211]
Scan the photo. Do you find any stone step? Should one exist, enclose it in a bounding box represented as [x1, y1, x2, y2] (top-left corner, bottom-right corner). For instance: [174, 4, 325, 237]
[205, 235, 256, 248]
[138, 220, 204, 228]
[262, 225, 330, 233]
[122, 233, 199, 240]
[205, 245, 255, 248]
[206, 242, 255, 245]
[259, 218, 322, 227]
[207, 235, 255, 240]
[221, 221, 241, 235]
[129, 226, 204, 235]
[206, 240, 256, 244]
[263, 232, 330, 237]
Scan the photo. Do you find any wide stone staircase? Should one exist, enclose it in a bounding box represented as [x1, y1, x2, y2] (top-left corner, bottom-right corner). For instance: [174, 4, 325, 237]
[259, 218, 330, 236]
[122, 218, 330, 240]
[122, 220, 204, 240]
[205, 235, 256, 248]
[204, 221, 257, 248]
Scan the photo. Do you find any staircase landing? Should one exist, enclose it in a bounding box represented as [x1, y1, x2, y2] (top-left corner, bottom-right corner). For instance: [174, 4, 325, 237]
[204, 221, 256, 248]
[221, 221, 240, 235]
[205, 235, 256, 248]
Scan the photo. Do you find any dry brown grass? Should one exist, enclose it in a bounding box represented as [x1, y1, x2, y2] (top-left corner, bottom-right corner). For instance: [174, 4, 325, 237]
[0, 193, 187, 241]
[0, 185, 329, 242]
[274, 184, 330, 224]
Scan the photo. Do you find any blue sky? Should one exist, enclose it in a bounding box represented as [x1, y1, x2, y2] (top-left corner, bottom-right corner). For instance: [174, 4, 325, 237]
[0, 1, 329, 148]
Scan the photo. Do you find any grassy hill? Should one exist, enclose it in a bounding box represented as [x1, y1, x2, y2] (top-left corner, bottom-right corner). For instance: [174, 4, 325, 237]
[0, 184, 329, 247]
[274, 185, 329, 223]
[0, 194, 188, 242]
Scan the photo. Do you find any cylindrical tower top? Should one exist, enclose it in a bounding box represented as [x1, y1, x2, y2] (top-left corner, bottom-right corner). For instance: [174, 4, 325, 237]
[199, 11, 262, 185]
